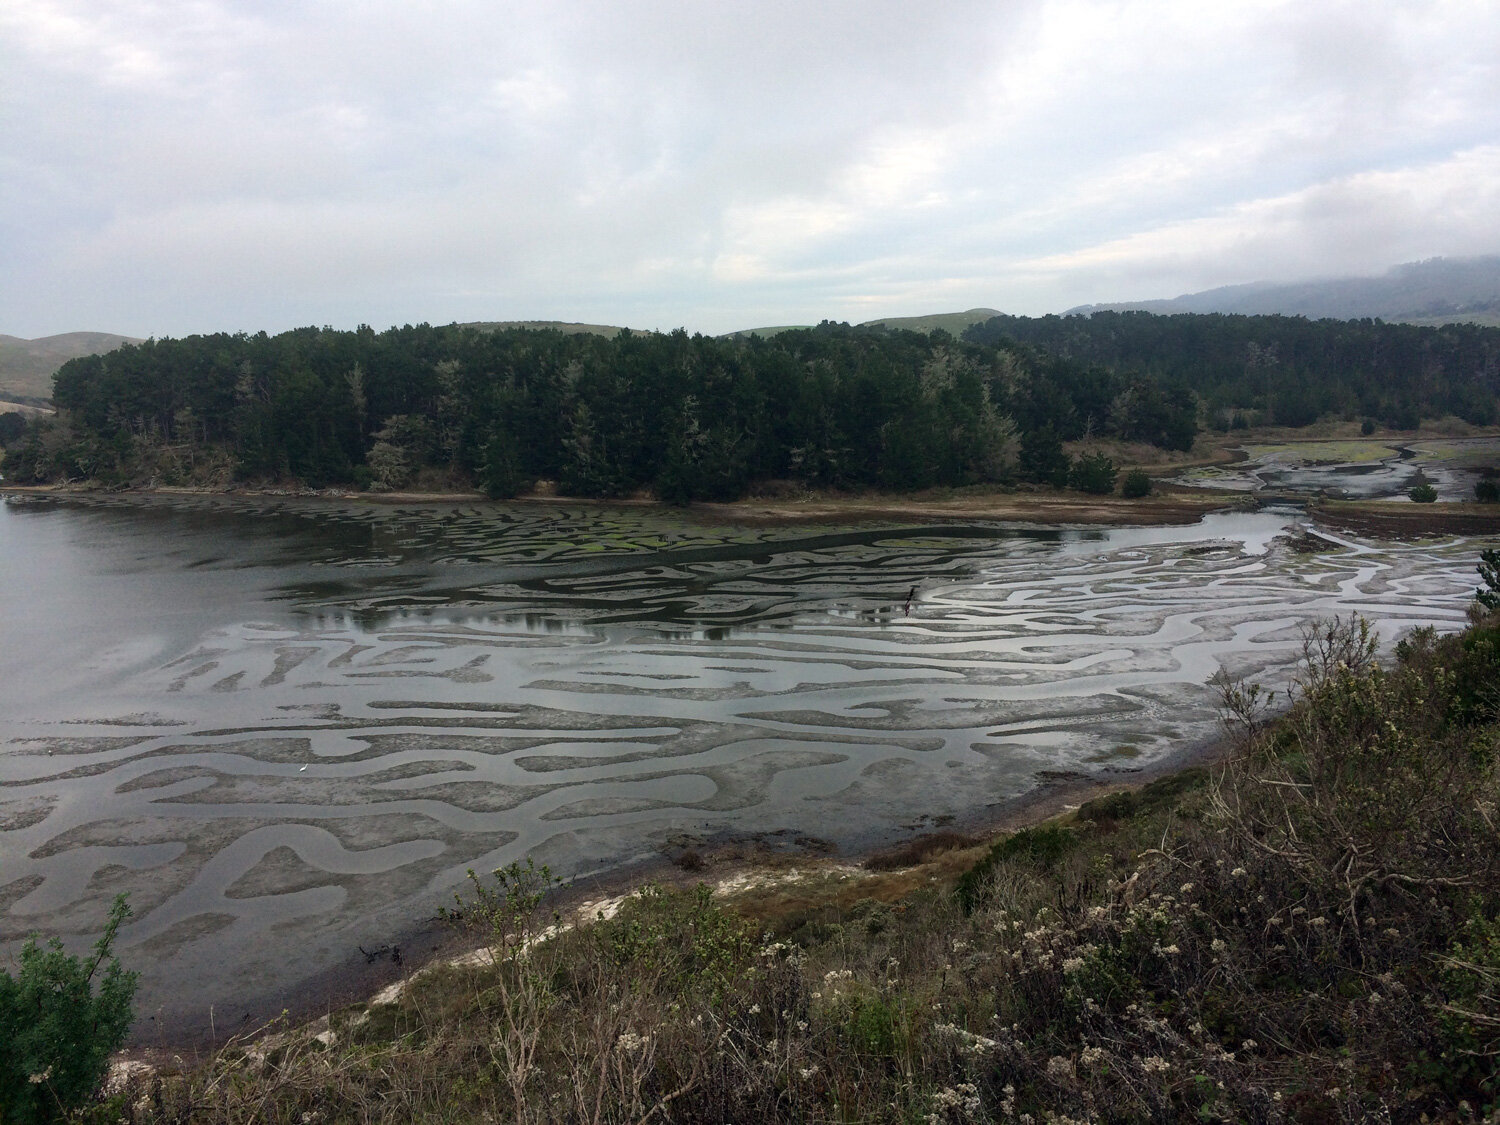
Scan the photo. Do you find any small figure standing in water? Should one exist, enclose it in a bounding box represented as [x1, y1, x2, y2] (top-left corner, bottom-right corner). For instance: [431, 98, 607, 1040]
[904, 585, 916, 615]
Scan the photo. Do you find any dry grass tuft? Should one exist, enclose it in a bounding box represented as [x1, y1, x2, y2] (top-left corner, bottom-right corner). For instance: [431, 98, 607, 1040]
[863, 829, 981, 872]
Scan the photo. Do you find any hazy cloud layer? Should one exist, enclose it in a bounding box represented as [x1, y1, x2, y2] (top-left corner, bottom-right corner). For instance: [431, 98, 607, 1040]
[4, 0, 1499, 336]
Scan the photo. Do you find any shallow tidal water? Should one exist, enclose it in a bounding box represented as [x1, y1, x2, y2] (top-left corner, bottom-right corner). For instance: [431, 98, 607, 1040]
[1175, 436, 1500, 499]
[0, 494, 1483, 1039]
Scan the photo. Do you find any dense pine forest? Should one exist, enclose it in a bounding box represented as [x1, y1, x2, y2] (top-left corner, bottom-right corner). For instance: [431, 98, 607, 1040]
[3, 312, 1499, 499]
[0, 322, 1195, 498]
[965, 312, 1500, 430]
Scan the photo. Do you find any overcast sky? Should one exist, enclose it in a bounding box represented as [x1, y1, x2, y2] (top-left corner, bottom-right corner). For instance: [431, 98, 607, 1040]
[4, 1, 1500, 338]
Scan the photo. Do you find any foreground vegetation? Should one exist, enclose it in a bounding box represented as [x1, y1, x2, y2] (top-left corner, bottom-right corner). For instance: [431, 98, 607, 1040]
[65, 569, 1499, 1123]
[0, 899, 136, 1124]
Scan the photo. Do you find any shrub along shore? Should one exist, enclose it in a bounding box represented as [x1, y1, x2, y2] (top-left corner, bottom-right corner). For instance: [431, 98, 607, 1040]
[12, 564, 1500, 1123]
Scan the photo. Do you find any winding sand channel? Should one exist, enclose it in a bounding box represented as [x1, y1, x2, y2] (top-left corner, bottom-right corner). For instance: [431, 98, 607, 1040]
[0, 495, 1484, 1039]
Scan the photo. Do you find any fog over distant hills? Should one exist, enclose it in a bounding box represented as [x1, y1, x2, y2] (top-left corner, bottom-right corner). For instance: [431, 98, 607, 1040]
[1066, 257, 1500, 326]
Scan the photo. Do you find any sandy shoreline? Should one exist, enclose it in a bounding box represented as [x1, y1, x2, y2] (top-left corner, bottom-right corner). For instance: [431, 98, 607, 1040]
[3, 478, 1235, 524]
[7, 478, 1497, 536]
[1309, 498, 1500, 537]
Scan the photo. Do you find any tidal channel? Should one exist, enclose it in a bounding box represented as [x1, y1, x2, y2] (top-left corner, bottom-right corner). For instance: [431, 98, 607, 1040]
[0, 494, 1483, 1040]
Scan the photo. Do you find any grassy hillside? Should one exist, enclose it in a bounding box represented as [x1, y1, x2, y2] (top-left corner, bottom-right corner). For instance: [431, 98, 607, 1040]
[719, 324, 814, 338]
[724, 310, 1003, 339]
[858, 308, 1003, 335]
[457, 320, 651, 338]
[0, 331, 141, 402]
[85, 579, 1500, 1123]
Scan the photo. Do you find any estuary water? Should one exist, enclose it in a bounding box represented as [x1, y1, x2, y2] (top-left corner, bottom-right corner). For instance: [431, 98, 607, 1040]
[0, 494, 1483, 1039]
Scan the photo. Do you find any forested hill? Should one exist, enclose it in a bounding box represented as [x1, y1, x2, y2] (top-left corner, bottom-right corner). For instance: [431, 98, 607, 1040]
[9, 311, 1500, 499]
[965, 312, 1500, 429]
[4, 322, 1195, 499]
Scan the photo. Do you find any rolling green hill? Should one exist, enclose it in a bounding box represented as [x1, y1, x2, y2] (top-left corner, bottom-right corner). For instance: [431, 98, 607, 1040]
[718, 324, 813, 339]
[457, 320, 650, 338]
[726, 309, 1003, 339]
[857, 308, 1003, 335]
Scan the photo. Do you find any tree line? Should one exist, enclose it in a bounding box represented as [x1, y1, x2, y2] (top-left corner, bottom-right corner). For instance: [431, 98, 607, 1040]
[6, 310, 1498, 500]
[0, 321, 1195, 499]
[964, 311, 1500, 430]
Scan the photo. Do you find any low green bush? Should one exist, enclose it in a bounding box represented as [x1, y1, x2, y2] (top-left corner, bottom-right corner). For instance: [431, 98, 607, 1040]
[1077, 767, 1207, 825]
[1429, 910, 1500, 1100]
[1451, 625, 1500, 723]
[1069, 452, 1117, 495]
[1120, 468, 1151, 498]
[839, 993, 902, 1058]
[956, 824, 1078, 912]
[1479, 546, 1500, 610]
[0, 896, 136, 1125]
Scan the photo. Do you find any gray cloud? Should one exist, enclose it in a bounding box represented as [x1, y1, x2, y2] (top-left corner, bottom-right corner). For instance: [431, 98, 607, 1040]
[3, 0, 1499, 336]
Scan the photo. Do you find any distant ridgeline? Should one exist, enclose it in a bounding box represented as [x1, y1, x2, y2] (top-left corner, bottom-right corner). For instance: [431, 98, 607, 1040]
[964, 312, 1500, 430]
[3, 311, 1497, 497]
[3, 322, 1194, 498]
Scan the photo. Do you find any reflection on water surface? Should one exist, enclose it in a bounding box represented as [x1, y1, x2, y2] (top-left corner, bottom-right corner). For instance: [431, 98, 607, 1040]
[0, 494, 1481, 1038]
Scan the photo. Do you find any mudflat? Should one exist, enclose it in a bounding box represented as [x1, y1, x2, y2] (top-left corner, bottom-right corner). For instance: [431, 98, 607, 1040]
[0, 492, 1485, 1045]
